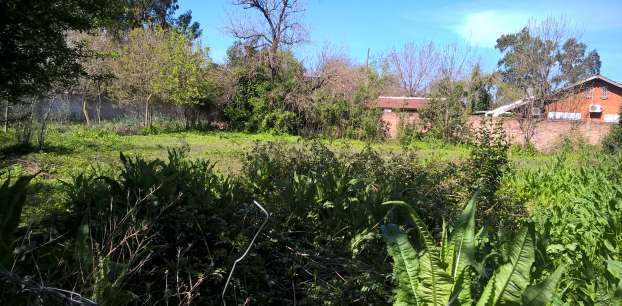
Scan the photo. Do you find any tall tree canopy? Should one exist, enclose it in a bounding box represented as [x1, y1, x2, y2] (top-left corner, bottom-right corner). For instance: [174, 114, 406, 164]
[556, 38, 601, 84]
[494, 19, 600, 144]
[0, 0, 123, 99]
[496, 25, 600, 94]
[120, 0, 200, 38]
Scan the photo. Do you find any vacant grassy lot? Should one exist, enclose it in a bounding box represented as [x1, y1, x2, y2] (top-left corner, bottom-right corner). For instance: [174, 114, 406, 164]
[0, 125, 475, 176]
[0, 124, 570, 219]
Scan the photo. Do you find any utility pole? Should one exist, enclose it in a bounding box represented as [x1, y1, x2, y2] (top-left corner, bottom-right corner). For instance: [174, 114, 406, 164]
[365, 48, 371, 89]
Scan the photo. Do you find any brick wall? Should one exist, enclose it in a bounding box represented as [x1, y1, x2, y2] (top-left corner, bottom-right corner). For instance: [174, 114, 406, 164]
[381, 113, 614, 151]
[468, 116, 613, 151]
[380, 111, 420, 138]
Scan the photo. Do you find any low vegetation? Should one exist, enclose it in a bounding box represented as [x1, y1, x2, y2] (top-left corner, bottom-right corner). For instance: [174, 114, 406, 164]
[1, 122, 621, 305]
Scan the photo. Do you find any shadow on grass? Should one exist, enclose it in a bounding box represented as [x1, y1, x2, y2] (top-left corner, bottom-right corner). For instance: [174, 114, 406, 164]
[0, 143, 75, 159]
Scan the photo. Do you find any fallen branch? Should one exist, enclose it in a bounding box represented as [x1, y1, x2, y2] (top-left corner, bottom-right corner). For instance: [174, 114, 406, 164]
[221, 200, 269, 306]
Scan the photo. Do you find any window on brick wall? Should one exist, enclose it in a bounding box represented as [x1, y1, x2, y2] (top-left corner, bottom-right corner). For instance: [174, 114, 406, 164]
[585, 86, 593, 98]
[602, 87, 608, 99]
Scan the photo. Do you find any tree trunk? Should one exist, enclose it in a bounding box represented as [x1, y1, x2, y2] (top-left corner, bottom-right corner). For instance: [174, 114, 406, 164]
[145, 94, 152, 128]
[38, 95, 55, 150]
[82, 95, 90, 127]
[3, 100, 8, 133]
[96, 94, 102, 126]
[269, 43, 279, 79]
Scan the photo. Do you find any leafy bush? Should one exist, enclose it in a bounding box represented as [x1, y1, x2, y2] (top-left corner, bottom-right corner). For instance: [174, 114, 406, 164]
[9, 149, 250, 304]
[382, 197, 564, 306]
[0, 174, 36, 269]
[397, 115, 419, 146]
[464, 118, 525, 227]
[507, 152, 622, 304]
[602, 123, 622, 154]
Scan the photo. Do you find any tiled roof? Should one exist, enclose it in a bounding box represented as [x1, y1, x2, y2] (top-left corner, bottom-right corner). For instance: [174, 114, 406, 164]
[561, 75, 622, 91]
[373, 96, 428, 110]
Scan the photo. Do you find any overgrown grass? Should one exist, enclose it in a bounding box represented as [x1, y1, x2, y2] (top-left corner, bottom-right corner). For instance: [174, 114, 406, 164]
[2, 123, 620, 305]
[0, 123, 595, 221]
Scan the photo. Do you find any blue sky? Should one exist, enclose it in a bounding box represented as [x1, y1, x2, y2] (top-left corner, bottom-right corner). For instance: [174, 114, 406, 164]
[181, 0, 622, 81]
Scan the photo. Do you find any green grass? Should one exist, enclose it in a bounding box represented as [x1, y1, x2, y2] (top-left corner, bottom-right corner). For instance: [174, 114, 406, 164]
[0, 125, 475, 178]
[0, 123, 577, 220]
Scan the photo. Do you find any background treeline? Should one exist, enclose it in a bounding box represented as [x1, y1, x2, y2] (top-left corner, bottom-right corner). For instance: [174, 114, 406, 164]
[1, 0, 605, 150]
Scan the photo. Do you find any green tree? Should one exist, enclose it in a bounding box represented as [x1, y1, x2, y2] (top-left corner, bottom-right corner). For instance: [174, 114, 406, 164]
[119, 0, 201, 39]
[223, 43, 305, 134]
[109, 27, 165, 127]
[0, 0, 122, 100]
[154, 30, 215, 126]
[420, 78, 468, 142]
[555, 38, 601, 84]
[466, 64, 493, 112]
[109, 26, 212, 127]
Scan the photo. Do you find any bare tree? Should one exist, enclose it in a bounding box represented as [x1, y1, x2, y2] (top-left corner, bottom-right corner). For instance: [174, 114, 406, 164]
[311, 45, 368, 100]
[386, 42, 438, 96]
[437, 43, 471, 83]
[419, 44, 474, 142]
[228, 0, 307, 77]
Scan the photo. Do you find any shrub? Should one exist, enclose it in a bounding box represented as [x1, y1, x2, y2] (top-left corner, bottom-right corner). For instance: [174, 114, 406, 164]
[381, 197, 565, 306]
[464, 118, 524, 227]
[602, 122, 622, 154]
[507, 152, 622, 304]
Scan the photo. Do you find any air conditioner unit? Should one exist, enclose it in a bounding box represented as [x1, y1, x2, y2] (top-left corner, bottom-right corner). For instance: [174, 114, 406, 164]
[589, 104, 603, 113]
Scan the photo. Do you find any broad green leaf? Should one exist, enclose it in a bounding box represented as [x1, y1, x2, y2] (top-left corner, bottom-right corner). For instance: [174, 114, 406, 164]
[607, 260, 622, 299]
[417, 251, 454, 306]
[477, 273, 496, 306]
[477, 227, 534, 305]
[522, 264, 565, 306]
[448, 267, 473, 306]
[383, 201, 436, 253]
[608, 260, 622, 279]
[450, 195, 477, 279]
[384, 201, 453, 305]
[382, 224, 420, 306]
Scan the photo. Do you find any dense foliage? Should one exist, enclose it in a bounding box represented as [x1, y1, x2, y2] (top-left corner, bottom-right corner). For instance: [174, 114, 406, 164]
[0, 0, 122, 99]
[507, 152, 622, 304]
[382, 198, 565, 306]
[2, 141, 471, 304]
[2, 127, 622, 304]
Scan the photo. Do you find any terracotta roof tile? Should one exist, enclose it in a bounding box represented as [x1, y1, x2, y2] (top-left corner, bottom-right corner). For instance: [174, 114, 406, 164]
[372, 96, 428, 110]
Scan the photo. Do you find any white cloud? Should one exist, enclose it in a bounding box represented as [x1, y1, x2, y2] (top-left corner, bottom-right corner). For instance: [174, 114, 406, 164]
[457, 10, 530, 48]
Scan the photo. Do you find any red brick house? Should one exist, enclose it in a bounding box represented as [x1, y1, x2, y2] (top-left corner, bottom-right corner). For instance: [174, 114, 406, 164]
[479, 75, 622, 149]
[545, 75, 622, 123]
[372, 75, 622, 147]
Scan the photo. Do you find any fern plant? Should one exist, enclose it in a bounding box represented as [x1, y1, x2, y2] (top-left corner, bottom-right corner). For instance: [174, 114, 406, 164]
[381, 197, 565, 305]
